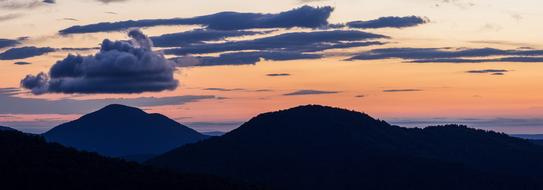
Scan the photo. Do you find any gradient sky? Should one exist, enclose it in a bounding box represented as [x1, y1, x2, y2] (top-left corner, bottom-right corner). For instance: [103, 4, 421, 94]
[1, 0, 543, 134]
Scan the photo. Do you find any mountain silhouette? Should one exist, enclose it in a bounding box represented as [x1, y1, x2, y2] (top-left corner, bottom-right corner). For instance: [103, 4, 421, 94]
[44, 104, 207, 158]
[0, 126, 16, 131]
[148, 105, 543, 190]
[532, 140, 543, 146]
[0, 130, 261, 190]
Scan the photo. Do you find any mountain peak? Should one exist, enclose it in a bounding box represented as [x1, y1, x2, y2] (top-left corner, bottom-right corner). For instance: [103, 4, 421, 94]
[231, 104, 387, 135]
[44, 104, 207, 158]
[0, 126, 16, 131]
[148, 105, 543, 190]
[257, 104, 379, 121]
[93, 104, 147, 115]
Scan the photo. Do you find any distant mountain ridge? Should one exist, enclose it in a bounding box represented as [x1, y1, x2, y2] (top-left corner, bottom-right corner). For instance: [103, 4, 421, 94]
[0, 130, 260, 190]
[0, 126, 16, 131]
[148, 105, 543, 190]
[512, 134, 543, 140]
[44, 104, 207, 158]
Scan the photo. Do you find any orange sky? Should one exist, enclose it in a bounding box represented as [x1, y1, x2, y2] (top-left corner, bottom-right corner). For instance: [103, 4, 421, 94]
[1, 0, 543, 134]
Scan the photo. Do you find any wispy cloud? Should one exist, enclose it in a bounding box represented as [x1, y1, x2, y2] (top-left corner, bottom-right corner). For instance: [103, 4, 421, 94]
[151, 29, 271, 48]
[0, 13, 22, 22]
[0, 46, 55, 60]
[465, 69, 509, 75]
[383, 89, 423, 93]
[349, 47, 543, 63]
[167, 30, 386, 56]
[0, 0, 54, 9]
[266, 73, 291, 77]
[347, 16, 429, 29]
[284, 90, 339, 96]
[0, 88, 215, 115]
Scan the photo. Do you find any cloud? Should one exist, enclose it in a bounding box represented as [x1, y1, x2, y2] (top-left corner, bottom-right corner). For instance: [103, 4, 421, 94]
[0, 46, 55, 60]
[62, 18, 79, 21]
[283, 89, 339, 96]
[433, 0, 475, 9]
[165, 30, 386, 55]
[20, 29, 179, 94]
[348, 47, 543, 63]
[59, 6, 333, 34]
[466, 69, 509, 75]
[298, 0, 328, 3]
[168, 30, 384, 67]
[267, 73, 291, 77]
[383, 89, 423, 92]
[347, 16, 429, 29]
[174, 51, 322, 67]
[151, 29, 269, 47]
[0, 13, 22, 22]
[410, 57, 543, 63]
[0, 0, 54, 9]
[96, 0, 127, 3]
[0, 38, 20, 48]
[20, 73, 49, 94]
[14, 61, 32, 65]
[468, 40, 533, 47]
[203, 88, 245, 92]
[0, 87, 214, 115]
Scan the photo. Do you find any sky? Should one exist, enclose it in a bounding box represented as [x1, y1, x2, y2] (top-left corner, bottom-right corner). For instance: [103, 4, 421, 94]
[1, 0, 543, 134]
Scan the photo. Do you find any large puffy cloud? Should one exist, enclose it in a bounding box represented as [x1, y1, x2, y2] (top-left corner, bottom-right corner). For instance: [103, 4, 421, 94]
[20, 29, 179, 94]
[347, 16, 429, 29]
[0, 46, 55, 60]
[165, 30, 387, 55]
[59, 6, 334, 34]
[348, 47, 543, 63]
[151, 29, 269, 47]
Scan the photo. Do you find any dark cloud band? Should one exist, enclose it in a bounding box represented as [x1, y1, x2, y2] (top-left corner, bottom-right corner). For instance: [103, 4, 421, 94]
[0, 46, 55, 60]
[349, 47, 543, 63]
[60, 6, 334, 34]
[283, 90, 339, 96]
[151, 29, 270, 48]
[0, 38, 20, 49]
[166, 30, 387, 55]
[347, 16, 429, 29]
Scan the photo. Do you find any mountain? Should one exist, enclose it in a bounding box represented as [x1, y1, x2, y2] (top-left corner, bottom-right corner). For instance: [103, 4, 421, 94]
[202, 131, 227, 136]
[512, 134, 543, 140]
[148, 105, 543, 190]
[0, 130, 261, 190]
[532, 140, 543, 146]
[44, 104, 207, 157]
[0, 126, 16, 131]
